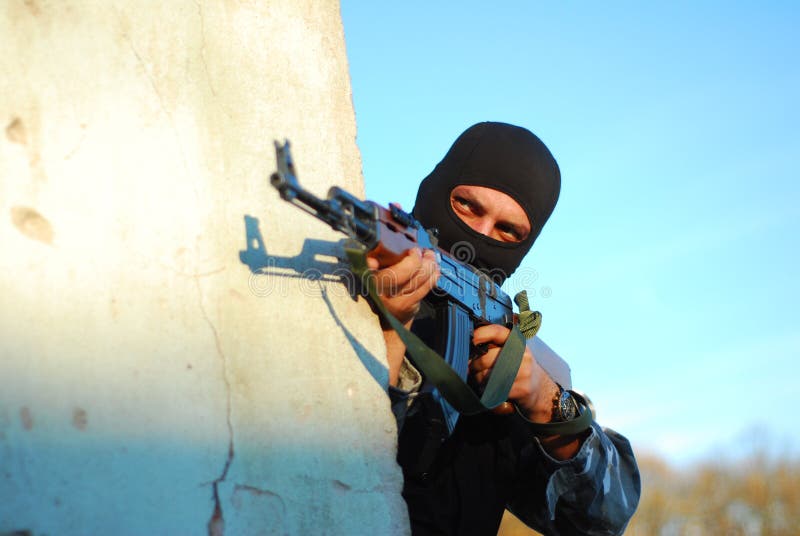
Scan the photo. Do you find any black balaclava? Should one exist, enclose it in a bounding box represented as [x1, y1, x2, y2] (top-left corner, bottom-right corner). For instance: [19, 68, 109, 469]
[412, 122, 561, 283]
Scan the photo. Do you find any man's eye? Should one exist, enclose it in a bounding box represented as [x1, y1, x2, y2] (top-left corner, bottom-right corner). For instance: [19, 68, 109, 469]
[496, 224, 521, 241]
[453, 196, 473, 210]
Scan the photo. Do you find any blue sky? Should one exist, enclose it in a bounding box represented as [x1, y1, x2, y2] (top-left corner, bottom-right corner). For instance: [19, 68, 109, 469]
[340, 2, 800, 465]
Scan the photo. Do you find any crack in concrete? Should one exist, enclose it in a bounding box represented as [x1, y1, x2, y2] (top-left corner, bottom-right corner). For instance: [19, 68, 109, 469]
[233, 483, 281, 497]
[332, 479, 352, 491]
[195, 0, 216, 97]
[193, 276, 235, 536]
[121, 24, 195, 189]
[62, 126, 87, 160]
[125, 36, 169, 122]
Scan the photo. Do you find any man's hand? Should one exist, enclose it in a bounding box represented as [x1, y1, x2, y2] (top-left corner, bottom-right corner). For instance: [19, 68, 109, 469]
[469, 324, 585, 460]
[366, 248, 440, 326]
[366, 247, 440, 386]
[469, 324, 558, 423]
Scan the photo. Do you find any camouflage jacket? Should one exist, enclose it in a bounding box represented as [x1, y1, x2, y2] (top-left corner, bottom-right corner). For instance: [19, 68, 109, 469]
[390, 355, 640, 535]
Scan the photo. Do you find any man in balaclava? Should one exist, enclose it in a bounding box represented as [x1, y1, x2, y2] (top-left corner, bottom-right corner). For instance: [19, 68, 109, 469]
[412, 121, 561, 282]
[368, 122, 640, 536]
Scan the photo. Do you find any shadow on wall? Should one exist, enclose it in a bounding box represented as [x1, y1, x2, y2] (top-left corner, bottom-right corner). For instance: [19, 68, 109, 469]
[0, 436, 399, 535]
[238, 215, 387, 387]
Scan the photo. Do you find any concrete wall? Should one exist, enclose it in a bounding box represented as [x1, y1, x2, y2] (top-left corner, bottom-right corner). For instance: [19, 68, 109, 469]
[0, 1, 408, 534]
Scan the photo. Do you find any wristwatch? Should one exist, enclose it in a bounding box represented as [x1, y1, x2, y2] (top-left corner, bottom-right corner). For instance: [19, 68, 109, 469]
[552, 386, 579, 422]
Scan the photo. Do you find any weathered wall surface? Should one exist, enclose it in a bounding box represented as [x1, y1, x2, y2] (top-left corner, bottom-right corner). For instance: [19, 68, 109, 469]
[0, 1, 407, 534]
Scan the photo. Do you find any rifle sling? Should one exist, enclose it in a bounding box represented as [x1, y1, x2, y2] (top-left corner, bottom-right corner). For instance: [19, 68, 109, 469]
[345, 245, 594, 436]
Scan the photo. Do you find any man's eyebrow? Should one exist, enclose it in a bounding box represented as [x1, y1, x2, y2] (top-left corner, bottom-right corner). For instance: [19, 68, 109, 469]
[453, 192, 486, 213]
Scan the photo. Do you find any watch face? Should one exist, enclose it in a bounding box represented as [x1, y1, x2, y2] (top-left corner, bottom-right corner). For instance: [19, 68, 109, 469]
[559, 391, 578, 421]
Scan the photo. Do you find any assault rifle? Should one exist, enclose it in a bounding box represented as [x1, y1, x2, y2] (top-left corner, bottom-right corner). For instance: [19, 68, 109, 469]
[269, 140, 593, 434]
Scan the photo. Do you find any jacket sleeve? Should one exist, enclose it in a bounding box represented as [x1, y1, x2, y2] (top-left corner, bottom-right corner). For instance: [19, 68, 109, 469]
[387, 358, 423, 431]
[508, 422, 641, 536]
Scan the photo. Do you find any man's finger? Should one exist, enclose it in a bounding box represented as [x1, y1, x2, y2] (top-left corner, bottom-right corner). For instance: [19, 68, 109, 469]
[472, 369, 490, 385]
[472, 324, 512, 346]
[395, 252, 439, 298]
[469, 347, 500, 373]
[394, 267, 439, 307]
